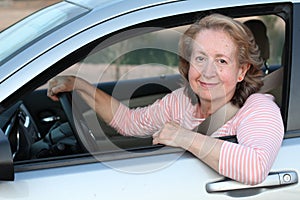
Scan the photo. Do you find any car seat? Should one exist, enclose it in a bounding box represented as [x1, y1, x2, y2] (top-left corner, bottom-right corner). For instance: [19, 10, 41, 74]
[244, 19, 270, 74]
[244, 19, 283, 106]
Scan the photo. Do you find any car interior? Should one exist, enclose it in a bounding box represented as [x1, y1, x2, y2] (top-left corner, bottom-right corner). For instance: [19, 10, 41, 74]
[0, 12, 286, 165]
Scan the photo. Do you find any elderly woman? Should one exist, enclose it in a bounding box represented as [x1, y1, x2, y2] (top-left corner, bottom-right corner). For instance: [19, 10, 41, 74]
[48, 14, 284, 185]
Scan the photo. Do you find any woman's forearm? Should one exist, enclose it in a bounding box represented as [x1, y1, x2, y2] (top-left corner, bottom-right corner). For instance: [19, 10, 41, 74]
[74, 78, 120, 124]
[186, 133, 223, 172]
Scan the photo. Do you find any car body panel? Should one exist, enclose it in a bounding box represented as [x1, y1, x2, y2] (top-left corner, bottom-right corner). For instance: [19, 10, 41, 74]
[0, 139, 299, 200]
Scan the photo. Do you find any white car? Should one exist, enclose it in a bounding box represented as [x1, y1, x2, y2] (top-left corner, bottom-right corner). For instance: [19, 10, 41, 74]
[0, 0, 299, 199]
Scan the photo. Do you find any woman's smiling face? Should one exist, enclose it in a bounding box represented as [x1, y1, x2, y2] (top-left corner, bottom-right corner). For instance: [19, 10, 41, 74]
[188, 29, 248, 105]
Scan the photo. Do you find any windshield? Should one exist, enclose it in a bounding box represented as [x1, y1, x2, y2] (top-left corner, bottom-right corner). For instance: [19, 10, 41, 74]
[0, 2, 88, 63]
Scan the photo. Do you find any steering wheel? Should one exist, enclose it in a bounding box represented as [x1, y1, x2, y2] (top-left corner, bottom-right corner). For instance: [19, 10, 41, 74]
[4, 103, 40, 161]
[58, 92, 99, 153]
[4, 109, 20, 159]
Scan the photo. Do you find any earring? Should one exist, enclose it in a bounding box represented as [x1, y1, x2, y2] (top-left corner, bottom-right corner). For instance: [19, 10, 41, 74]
[238, 76, 243, 82]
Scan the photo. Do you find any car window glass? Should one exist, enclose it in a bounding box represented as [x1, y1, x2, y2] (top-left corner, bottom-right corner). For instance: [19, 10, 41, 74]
[58, 26, 188, 83]
[0, 2, 88, 64]
[237, 15, 285, 106]
[237, 15, 285, 67]
[58, 15, 285, 84]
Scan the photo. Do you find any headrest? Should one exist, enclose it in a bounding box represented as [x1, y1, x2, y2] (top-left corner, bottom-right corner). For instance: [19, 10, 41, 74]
[244, 19, 270, 61]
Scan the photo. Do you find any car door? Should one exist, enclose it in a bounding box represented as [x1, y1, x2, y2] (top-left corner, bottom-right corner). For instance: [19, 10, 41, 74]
[0, 1, 300, 200]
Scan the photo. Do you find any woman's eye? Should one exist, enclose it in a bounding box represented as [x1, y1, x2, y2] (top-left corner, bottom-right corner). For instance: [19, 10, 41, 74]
[218, 59, 228, 64]
[196, 56, 205, 62]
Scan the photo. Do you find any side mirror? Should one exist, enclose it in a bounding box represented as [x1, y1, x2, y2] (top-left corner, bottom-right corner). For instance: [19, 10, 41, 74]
[0, 129, 14, 181]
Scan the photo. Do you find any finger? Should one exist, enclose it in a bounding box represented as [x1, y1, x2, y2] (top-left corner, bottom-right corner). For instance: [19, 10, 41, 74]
[152, 130, 161, 138]
[152, 130, 162, 145]
[51, 84, 67, 95]
[152, 138, 158, 145]
[152, 137, 162, 145]
[47, 78, 57, 95]
[47, 78, 63, 101]
[47, 85, 55, 97]
[47, 90, 59, 101]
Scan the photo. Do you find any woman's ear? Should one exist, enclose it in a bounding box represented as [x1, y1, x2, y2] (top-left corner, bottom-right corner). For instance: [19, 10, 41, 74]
[238, 63, 250, 82]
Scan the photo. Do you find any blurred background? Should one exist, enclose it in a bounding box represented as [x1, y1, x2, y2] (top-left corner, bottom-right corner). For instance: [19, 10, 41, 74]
[0, 0, 60, 31]
[0, 0, 284, 66]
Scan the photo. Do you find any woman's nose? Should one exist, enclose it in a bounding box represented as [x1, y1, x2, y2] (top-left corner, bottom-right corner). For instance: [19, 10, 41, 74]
[202, 61, 217, 78]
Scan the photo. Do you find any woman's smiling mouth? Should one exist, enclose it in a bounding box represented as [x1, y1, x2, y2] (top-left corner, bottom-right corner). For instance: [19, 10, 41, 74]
[199, 81, 219, 89]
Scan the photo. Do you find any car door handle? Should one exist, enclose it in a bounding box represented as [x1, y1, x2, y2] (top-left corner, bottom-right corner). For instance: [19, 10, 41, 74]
[206, 171, 298, 193]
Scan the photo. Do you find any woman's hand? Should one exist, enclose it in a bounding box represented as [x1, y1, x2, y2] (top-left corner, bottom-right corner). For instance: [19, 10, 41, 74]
[153, 121, 223, 171]
[47, 75, 120, 124]
[152, 122, 196, 150]
[47, 76, 78, 101]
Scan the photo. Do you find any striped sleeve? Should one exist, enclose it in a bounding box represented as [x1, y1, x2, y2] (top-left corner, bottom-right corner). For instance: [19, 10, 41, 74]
[109, 88, 188, 136]
[219, 94, 284, 185]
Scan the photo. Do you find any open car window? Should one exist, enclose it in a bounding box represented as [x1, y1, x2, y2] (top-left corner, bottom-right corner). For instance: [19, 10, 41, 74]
[2, 12, 286, 164]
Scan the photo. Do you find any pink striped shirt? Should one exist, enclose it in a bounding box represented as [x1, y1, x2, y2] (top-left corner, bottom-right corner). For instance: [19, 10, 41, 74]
[109, 87, 284, 185]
